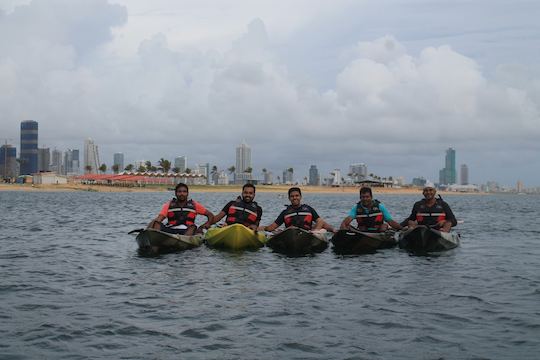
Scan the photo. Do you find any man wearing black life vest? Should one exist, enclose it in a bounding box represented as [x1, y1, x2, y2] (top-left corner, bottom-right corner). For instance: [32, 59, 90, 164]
[406, 183, 457, 232]
[148, 183, 214, 235]
[211, 183, 263, 230]
[340, 187, 402, 232]
[259, 187, 335, 233]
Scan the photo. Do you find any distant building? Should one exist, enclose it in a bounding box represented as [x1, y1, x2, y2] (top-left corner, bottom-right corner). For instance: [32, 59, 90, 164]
[38, 148, 50, 172]
[460, 164, 469, 185]
[84, 138, 100, 173]
[308, 165, 320, 186]
[20, 120, 39, 175]
[235, 141, 252, 184]
[332, 169, 342, 186]
[174, 156, 187, 173]
[64, 149, 80, 175]
[517, 180, 524, 193]
[0, 144, 17, 179]
[282, 168, 294, 184]
[349, 163, 367, 183]
[412, 177, 427, 187]
[51, 149, 63, 174]
[196, 163, 210, 184]
[263, 170, 273, 185]
[33, 172, 68, 185]
[113, 153, 124, 173]
[439, 148, 456, 185]
[217, 171, 229, 185]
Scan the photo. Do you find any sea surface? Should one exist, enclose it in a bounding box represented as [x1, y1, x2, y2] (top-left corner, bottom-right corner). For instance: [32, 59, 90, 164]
[1, 190, 539, 359]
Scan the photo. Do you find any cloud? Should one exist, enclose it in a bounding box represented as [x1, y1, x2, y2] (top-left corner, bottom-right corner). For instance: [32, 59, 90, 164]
[1, 1, 539, 185]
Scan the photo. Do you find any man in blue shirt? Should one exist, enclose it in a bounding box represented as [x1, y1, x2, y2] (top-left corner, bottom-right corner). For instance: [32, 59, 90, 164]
[340, 187, 402, 232]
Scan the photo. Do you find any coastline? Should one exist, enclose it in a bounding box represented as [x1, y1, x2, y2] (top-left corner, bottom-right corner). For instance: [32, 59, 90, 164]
[0, 183, 482, 195]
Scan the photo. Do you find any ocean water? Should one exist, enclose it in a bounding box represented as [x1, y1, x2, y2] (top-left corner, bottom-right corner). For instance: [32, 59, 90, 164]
[1, 190, 539, 359]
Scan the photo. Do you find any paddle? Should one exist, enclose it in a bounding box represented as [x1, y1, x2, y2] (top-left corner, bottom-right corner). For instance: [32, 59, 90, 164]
[128, 228, 144, 234]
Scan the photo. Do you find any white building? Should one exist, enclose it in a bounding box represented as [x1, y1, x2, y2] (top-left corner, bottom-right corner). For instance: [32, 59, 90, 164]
[235, 141, 252, 184]
[84, 138, 100, 173]
[33, 172, 68, 185]
[174, 156, 187, 173]
[332, 169, 342, 186]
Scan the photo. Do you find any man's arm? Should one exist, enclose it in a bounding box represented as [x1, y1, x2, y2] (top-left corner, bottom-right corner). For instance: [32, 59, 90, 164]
[211, 210, 226, 225]
[340, 216, 353, 230]
[379, 203, 402, 230]
[199, 210, 214, 230]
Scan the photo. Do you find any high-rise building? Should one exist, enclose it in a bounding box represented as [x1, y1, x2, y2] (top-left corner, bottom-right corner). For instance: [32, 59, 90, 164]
[84, 138, 100, 173]
[38, 148, 50, 172]
[0, 144, 17, 179]
[20, 120, 38, 175]
[460, 164, 469, 185]
[439, 148, 456, 185]
[51, 149, 63, 174]
[64, 149, 80, 175]
[113, 153, 124, 173]
[349, 163, 367, 182]
[235, 141, 252, 184]
[282, 168, 294, 184]
[174, 156, 187, 173]
[516, 180, 524, 193]
[308, 165, 320, 186]
[263, 170, 273, 185]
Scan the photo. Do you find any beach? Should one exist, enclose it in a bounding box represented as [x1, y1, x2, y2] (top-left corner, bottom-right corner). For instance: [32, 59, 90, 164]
[0, 182, 474, 195]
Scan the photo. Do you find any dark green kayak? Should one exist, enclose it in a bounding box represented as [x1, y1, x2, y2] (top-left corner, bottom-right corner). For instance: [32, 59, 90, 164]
[331, 229, 396, 254]
[398, 225, 460, 252]
[135, 228, 203, 254]
[266, 227, 329, 255]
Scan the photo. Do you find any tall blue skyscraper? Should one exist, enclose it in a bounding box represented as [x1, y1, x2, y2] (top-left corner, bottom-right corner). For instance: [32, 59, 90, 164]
[20, 120, 38, 175]
[439, 147, 456, 185]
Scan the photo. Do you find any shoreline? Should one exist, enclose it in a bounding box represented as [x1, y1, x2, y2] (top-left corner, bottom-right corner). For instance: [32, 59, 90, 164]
[0, 183, 485, 195]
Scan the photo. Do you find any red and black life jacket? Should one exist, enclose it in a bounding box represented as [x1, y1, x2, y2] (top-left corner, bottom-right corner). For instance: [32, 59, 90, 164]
[355, 199, 384, 231]
[225, 199, 260, 226]
[415, 199, 446, 226]
[283, 205, 314, 230]
[166, 198, 197, 227]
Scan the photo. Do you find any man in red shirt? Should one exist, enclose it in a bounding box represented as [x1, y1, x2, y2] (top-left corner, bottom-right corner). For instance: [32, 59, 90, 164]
[148, 183, 214, 235]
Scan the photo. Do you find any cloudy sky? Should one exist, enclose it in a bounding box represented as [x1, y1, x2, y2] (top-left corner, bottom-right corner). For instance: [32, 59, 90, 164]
[1, 0, 539, 186]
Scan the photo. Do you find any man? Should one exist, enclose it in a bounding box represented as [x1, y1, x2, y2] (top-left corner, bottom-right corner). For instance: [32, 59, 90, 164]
[406, 183, 457, 232]
[212, 183, 263, 230]
[340, 187, 402, 232]
[148, 183, 214, 235]
[260, 187, 335, 232]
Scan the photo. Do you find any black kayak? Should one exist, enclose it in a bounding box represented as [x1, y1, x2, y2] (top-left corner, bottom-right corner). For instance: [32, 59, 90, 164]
[134, 228, 203, 254]
[331, 229, 396, 254]
[266, 227, 329, 255]
[397, 225, 460, 252]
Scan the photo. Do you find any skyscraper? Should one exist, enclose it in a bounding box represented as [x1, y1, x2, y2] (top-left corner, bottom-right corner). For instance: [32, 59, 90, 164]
[38, 147, 50, 172]
[460, 164, 469, 185]
[308, 165, 320, 186]
[235, 141, 252, 183]
[174, 156, 187, 173]
[349, 163, 367, 182]
[51, 149, 63, 174]
[64, 149, 80, 175]
[439, 148, 456, 185]
[20, 120, 38, 175]
[113, 153, 124, 173]
[84, 138, 100, 173]
[0, 144, 17, 179]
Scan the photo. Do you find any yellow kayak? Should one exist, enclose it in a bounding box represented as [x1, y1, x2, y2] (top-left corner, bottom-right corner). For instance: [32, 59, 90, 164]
[205, 224, 266, 250]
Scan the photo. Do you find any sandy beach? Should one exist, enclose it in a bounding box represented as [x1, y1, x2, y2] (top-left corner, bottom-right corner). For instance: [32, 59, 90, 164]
[0, 182, 474, 195]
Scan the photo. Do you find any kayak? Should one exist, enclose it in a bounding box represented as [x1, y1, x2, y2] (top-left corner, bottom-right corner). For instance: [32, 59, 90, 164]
[331, 229, 396, 254]
[135, 228, 203, 254]
[204, 224, 266, 250]
[266, 227, 329, 255]
[397, 225, 460, 252]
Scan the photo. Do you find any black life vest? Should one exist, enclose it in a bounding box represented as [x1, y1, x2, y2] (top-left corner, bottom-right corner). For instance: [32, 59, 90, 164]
[283, 204, 314, 230]
[355, 199, 384, 231]
[166, 198, 197, 227]
[225, 199, 260, 226]
[415, 199, 447, 226]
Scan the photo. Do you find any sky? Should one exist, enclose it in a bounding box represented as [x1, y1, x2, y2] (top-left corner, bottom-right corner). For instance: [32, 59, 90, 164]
[1, 0, 539, 186]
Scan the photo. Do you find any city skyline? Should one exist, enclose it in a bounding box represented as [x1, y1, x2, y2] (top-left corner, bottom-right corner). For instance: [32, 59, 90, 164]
[1, 1, 539, 186]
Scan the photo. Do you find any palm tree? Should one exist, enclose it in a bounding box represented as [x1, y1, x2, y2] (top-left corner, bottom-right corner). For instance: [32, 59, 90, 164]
[228, 166, 235, 174]
[245, 167, 253, 173]
[211, 165, 218, 174]
[185, 168, 192, 174]
[124, 164, 134, 172]
[158, 158, 171, 173]
[287, 167, 293, 174]
[137, 165, 146, 173]
[172, 167, 180, 174]
[99, 164, 107, 174]
[112, 164, 119, 173]
[85, 165, 92, 174]
[145, 160, 152, 169]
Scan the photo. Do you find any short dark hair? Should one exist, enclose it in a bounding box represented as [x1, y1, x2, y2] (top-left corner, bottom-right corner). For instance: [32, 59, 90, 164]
[242, 183, 256, 192]
[288, 187, 302, 197]
[359, 187, 372, 197]
[175, 183, 189, 192]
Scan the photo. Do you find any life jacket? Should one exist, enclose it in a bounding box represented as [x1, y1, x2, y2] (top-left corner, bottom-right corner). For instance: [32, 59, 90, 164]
[283, 204, 314, 230]
[355, 199, 384, 231]
[415, 199, 447, 226]
[166, 198, 197, 227]
[225, 199, 260, 226]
